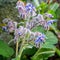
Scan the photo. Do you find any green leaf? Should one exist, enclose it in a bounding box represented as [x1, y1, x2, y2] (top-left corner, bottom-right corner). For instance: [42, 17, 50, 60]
[49, 3, 59, 12]
[42, 42, 55, 49]
[32, 26, 46, 33]
[46, 31, 58, 44]
[32, 48, 55, 60]
[56, 7, 60, 18]
[48, 10, 56, 18]
[38, 2, 48, 14]
[21, 45, 37, 60]
[0, 40, 14, 57]
[56, 48, 60, 56]
[22, 45, 37, 55]
[48, 3, 59, 18]
[42, 31, 58, 49]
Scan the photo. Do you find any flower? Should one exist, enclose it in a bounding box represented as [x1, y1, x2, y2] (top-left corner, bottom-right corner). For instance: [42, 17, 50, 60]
[7, 21, 15, 33]
[35, 34, 45, 43]
[26, 14, 45, 29]
[25, 3, 36, 12]
[45, 13, 54, 18]
[14, 28, 22, 41]
[16, 0, 25, 8]
[16, 29, 22, 36]
[2, 26, 7, 31]
[36, 14, 45, 26]
[44, 20, 57, 30]
[34, 33, 45, 48]
[37, 14, 45, 21]
[25, 3, 36, 17]
[16, 0, 26, 19]
[16, 1, 36, 19]
[47, 20, 57, 25]
[44, 22, 49, 30]
[18, 26, 24, 35]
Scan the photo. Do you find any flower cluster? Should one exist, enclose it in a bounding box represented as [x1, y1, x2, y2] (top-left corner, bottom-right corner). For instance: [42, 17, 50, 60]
[2, 19, 17, 33]
[14, 26, 45, 47]
[16, 0, 26, 19]
[25, 3, 36, 17]
[16, 0, 57, 30]
[26, 14, 56, 30]
[2, 20, 46, 48]
[16, 0, 36, 20]
[2, 1, 57, 48]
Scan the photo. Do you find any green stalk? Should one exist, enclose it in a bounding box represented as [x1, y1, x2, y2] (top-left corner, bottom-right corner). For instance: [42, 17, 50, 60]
[17, 36, 26, 60]
[16, 40, 19, 57]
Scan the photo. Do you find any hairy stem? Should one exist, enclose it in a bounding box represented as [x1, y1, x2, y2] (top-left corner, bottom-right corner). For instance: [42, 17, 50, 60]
[16, 40, 19, 57]
[17, 36, 26, 60]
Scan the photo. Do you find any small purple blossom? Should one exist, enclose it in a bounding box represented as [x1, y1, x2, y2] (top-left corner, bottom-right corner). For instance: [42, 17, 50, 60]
[25, 3, 36, 17]
[44, 20, 57, 30]
[14, 29, 22, 36]
[16, 0, 26, 19]
[16, 0, 25, 8]
[35, 36, 43, 44]
[2, 26, 7, 31]
[7, 21, 15, 33]
[47, 20, 57, 26]
[2, 26, 9, 32]
[25, 3, 36, 12]
[45, 13, 54, 18]
[35, 33, 45, 47]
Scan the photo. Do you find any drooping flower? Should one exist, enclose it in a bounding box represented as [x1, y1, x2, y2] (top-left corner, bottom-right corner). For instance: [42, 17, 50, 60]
[25, 3, 36, 17]
[26, 14, 45, 29]
[34, 33, 45, 48]
[44, 22, 49, 30]
[2, 26, 8, 32]
[14, 26, 31, 42]
[36, 14, 46, 26]
[47, 20, 57, 25]
[44, 20, 57, 30]
[7, 21, 15, 33]
[25, 3, 36, 12]
[16, 0, 25, 9]
[37, 14, 45, 21]
[16, 0, 26, 19]
[45, 13, 54, 18]
[17, 26, 24, 36]
[14, 28, 22, 41]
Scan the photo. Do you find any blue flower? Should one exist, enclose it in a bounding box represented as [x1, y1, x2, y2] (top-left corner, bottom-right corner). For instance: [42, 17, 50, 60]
[25, 3, 36, 12]
[2, 26, 8, 32]
[45, 13, 54, 18]
[44, 20, 57, 30]
[47, 20, 57, 26]
[35, 34, 45, 45]
[2, 26, 7, 31]
[35, 36, 42, 44]
[18, 32, 22, 36]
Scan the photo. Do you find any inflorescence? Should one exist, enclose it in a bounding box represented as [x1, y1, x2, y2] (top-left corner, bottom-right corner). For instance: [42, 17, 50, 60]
[2, 0, 57, 48]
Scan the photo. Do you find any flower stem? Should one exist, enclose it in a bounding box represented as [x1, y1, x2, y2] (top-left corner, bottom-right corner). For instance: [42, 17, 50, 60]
[16, 40, 19, 57]
[17, 36, 26, 60]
